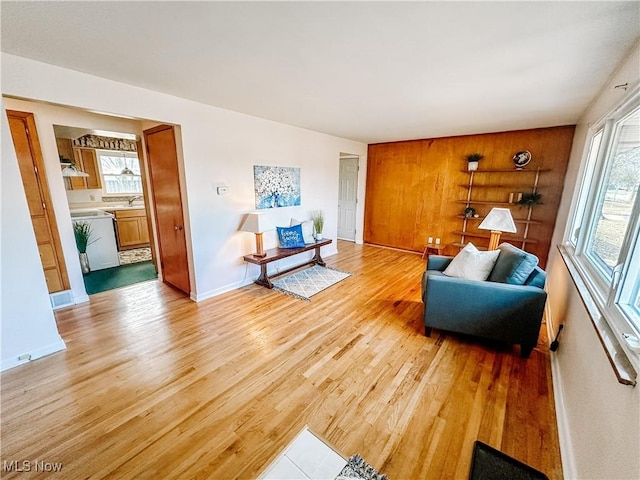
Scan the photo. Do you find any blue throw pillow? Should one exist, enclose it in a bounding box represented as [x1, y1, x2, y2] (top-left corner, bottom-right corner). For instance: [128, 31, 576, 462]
[276, 224, 306, 248]
[488, 243, 539, 285]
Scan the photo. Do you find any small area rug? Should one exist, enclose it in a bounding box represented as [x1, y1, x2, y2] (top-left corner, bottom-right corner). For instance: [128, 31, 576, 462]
[118, 247, 152, 265]
[272, 265, 352, 301]
[335, 454, 388, 480]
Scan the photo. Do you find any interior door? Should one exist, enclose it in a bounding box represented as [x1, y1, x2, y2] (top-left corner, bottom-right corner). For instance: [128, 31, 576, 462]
[143, 125, 190, 294]
[338, 157, 359, 240]
[7, 110, 70, 293]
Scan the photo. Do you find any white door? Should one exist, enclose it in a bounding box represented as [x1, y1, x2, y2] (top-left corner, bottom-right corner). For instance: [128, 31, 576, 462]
[338, 157, 358, 240]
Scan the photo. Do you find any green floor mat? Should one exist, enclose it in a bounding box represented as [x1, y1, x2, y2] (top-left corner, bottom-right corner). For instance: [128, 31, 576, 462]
[83, 260, 158, 295]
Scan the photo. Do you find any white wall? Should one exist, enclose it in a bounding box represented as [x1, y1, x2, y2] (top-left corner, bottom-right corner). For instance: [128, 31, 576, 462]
[1, 102, 66, 370]
[3, 97, 145, 304]
[1, 54, 367, 369]
[546, 42, 640, 480]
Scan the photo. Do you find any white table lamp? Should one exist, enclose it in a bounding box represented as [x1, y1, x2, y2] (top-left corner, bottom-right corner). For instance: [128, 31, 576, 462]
[240, 212, 272, 257]
[478, 207, 517, 250]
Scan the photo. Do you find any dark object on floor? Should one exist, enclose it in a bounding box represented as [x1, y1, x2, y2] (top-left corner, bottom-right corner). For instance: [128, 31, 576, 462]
[422, 243, 547, 358]
[83, 260, 157, 295]
[335, 454, 387, 480]
[550, 324, 564, 351]
[469, 441, 548, 480]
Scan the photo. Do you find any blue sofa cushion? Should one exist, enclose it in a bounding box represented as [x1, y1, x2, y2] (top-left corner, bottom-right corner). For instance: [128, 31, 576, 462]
[488, 243, 539, 285]
[525, 266, 547, 289]
[276, 225, 306, 248]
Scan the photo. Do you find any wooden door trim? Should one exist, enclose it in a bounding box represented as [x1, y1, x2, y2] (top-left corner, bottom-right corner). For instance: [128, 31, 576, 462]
[136, 139, 158, 271]
[143, 124, 174, 136]
[7, 110, 70, 291]
[143, 124, 191, 294]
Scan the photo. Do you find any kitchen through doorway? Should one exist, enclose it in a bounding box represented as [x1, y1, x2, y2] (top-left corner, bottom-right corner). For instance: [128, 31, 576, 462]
[55, 125, 158, 295]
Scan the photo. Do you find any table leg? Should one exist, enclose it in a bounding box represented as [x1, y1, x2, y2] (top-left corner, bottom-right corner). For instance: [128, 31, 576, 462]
[312, 246, 326, 267]
[254, 264, 273, 289]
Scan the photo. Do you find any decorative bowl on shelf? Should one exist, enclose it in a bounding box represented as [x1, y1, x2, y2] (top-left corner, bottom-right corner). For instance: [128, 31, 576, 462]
[513, 150, 531, 169]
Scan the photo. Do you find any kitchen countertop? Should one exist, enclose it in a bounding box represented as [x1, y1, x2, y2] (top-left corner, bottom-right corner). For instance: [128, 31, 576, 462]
[98, 205, 146, 212]
[70, 209, 115, 220]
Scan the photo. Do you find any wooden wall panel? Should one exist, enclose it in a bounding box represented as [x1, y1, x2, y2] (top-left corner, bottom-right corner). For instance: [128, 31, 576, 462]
[364, 126, 575, 268]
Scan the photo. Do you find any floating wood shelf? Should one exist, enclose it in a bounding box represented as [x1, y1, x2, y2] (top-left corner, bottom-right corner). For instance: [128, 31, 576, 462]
[457, 200, 515, 206]
[455, 167, 547, 253]
[460, 168, 552, 173]
[451, 242, 488, 250]
[458, 184, 544, 189]
[453, 231, 538, 244]
[456, 215, 541, 225]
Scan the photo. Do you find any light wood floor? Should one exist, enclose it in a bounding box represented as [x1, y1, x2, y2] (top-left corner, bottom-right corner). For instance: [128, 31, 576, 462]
[1, 241, 562, 479]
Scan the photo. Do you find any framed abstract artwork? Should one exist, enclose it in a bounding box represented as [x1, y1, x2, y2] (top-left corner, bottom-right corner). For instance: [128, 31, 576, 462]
[253, 165, 301, 209]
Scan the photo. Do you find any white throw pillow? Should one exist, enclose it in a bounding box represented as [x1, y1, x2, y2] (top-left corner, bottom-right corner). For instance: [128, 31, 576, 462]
[443, 242, 500, 281]
[290, 218, 315, 244]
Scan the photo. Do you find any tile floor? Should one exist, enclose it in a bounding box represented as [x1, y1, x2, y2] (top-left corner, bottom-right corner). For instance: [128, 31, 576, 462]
[259, 427, 347, 480]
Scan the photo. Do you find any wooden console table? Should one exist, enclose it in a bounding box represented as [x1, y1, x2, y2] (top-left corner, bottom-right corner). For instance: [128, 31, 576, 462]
[243, 239, 332, 289]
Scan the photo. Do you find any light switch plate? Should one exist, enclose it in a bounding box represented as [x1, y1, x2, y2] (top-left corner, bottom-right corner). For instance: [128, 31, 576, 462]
[217, 186, 229, 195]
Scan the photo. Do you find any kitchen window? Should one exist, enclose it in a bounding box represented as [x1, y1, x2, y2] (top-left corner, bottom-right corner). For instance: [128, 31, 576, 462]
[566, 86, 640, 375]
[97, 150, 143, 195]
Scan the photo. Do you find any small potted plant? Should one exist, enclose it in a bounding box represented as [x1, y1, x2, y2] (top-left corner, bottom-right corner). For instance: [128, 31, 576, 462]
[465, 153, 484, 171]
[516, 192, 543, 207]
[312, 210, 324, 241]
[73, 221, 98, 275]
[464, 207, 476, 218]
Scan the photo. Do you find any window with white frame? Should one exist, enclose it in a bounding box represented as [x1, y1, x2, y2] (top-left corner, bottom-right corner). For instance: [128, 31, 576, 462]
[97, 150, 143, 195]
[568, 88, 640, 354]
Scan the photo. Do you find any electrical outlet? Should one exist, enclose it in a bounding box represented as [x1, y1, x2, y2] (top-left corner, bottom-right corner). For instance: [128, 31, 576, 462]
[18, 353, 31, 361]
[89, 194, 96, 201]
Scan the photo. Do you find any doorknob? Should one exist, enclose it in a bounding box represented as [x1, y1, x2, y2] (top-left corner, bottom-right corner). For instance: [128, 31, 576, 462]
[174, 225, 183, 231]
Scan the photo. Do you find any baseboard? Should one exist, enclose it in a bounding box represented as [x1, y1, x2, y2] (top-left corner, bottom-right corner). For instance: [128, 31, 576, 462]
[1, 338, 67, 372]
[193, 279, 252, 302]
[74, 293, 90, 304]
[545, 300, 577, 479]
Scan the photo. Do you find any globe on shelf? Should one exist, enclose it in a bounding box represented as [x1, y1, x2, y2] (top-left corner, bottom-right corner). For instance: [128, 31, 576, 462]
[513, 150, 532, 169]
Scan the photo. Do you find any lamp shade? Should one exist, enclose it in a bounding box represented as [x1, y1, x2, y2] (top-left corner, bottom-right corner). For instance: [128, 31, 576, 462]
[240, 212, 272, 233]
[478, 208, 517, 233]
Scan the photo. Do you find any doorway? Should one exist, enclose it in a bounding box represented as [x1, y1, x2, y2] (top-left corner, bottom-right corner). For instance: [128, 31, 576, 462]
[8, 111, 71, 294]
[54, 125, 158, 295]
[338, 156, 359, 241]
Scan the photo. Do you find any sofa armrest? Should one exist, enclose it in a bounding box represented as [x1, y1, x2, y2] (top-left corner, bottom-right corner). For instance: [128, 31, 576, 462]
[427, 255, 453, 271]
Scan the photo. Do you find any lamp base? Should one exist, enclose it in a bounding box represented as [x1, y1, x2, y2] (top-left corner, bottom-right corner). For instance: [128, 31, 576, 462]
[254, 232, 267, 257]
[488, 231, 502, 251]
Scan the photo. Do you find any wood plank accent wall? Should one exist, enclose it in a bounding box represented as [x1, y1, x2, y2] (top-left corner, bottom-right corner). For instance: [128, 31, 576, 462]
[364, 126, 575, 268]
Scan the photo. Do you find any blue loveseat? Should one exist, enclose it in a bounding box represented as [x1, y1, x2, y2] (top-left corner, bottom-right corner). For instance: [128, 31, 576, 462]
[421, 243, 547, 358]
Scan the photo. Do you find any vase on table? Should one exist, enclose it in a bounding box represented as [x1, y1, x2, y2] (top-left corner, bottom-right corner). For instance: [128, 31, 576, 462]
[79, 252, 91, 276]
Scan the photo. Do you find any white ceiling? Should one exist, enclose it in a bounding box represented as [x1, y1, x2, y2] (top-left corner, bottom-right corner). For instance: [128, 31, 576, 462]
[2, 2, 639, 144]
